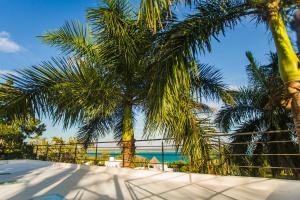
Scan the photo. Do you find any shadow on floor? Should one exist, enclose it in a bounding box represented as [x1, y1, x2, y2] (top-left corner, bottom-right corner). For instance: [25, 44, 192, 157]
[8, 167, 78, 200]
[7, 166, 127, 200]
[4, 164, 298, 200]
[125, 173, 273, 200]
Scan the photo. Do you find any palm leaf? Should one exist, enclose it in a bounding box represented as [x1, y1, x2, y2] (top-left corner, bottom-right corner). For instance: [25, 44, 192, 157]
[0, 57, 120, 129]
[245, 51, 268, 88]
[40, 20, 95, 57]
[215, 87, 262, 132]
[77, 114, 114, 148]
[191, 64, 232, 103]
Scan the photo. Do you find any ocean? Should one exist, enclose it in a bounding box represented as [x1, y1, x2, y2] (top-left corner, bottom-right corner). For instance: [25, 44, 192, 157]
[87, 151, 187, 163]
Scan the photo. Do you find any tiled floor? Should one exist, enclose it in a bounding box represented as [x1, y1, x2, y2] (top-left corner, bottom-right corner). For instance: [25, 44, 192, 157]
[0, 160, 299, 200]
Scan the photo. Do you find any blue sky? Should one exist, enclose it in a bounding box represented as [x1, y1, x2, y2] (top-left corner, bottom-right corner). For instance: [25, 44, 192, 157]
[0, 0, 294, 140]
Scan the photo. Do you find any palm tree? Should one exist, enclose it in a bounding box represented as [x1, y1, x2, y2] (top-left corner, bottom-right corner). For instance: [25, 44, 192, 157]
[144, 58, 232, 170]
[139, 0, 300, 145]
[140, 5, 233, 153]
[0, 0, 231, 167]
[0, 0, 153, 167]
[215, 52, 300, 178]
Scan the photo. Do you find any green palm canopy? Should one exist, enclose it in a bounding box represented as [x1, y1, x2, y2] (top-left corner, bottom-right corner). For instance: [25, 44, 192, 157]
[0, 0, 231, 167]
[139, 0, 300, 145]
[216, 52, 300, 178]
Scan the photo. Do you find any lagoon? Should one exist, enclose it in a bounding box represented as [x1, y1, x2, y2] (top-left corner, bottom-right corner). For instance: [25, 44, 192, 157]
[87, 151, 187, 162]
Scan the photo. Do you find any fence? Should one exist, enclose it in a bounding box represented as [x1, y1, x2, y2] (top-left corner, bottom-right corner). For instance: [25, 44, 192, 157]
[24, 130, 300, 179]
[32, 138, 177, 168]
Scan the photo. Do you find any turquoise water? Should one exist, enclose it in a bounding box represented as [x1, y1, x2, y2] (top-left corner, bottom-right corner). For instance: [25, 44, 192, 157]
[33, 194, 65, 200]
[87, 151, 187, 163]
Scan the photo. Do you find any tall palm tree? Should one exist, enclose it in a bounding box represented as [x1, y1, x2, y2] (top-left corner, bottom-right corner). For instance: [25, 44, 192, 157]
[215, 52, 300, 178]
[0, 0, 153, 167]
[143, 52, 232, 168]
[139, 0, 300, 145]
[0, 0, 231, 167]
[140, 7, 233, 153]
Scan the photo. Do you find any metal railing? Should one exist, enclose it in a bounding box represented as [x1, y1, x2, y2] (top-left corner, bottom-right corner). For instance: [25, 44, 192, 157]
[22, 130, 300, 179]
[32, 138, 177, 167]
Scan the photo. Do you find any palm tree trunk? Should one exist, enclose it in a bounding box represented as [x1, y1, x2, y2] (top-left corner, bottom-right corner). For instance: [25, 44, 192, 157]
[122, 103, 135, 168]
[267, 1, 300, 147]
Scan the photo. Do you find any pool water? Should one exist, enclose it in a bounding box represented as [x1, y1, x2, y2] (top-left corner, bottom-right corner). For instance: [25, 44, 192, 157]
[33, 194, 65, 200]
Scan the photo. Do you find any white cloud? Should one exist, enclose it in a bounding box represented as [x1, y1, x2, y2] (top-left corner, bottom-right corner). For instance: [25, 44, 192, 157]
[0, 69, 16, 76]
[229, 85, 239, 91]
[0, 31, 21, 53]
[0, 31, 9, 38]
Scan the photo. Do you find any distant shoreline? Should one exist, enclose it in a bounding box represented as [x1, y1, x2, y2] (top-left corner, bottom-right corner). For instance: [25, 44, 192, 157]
[87, 151, 187, 162]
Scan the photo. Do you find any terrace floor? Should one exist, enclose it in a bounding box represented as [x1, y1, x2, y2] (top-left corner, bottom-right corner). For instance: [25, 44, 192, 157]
[0, 160, 299, 200]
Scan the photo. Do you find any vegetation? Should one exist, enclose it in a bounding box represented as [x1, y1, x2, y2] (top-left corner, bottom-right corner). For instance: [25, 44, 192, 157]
[216, 52, 300, 178]
[0, 81, 46, 159]
[139, 0, 300, 145]
[0, 0, 299, 180]
[0, 0, 153, 167]
[0, 0, 230, 168]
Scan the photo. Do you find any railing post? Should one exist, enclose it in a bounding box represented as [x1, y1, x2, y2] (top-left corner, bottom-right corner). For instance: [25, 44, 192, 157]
[22, 144, 26, 159]
[35, 145, 39, 160]
[226, 158, 231, 175]
[95, 141, 98, 165]
[74, 143, 77, 163]
[161, 140, 165, 172]
[122, 143, 125, 168]
[218, 136, 222, 175]
[122, 154, 125, 167]
[218, 136, 221, 159]
[58, 144, 62, 162]
[45, 144, 49, 161]
[189, 155, 192, 184]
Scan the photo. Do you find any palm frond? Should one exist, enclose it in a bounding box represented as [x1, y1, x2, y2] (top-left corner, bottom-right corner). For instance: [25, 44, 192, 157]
[143, 0, 249, 127]
[215, 87, 262, 132]
[0, 57, 120, 129]
[138, 0, 174, 32]
[87, 0, 133, 35]
[112, 107, 124, 142]
[139, 0, 251, 32]
[87, 0, 149, 67]
[245, 51, 268, 88]
[40, 20, 94, 56]
[191, 64, 232, 103]
[180, 120, 211, 169]
[215, 51, 291, 133]
[77, 114, 114, 148]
